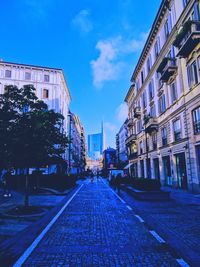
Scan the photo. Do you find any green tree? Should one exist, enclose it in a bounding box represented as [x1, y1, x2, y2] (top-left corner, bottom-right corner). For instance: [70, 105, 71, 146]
[0, 85, 69, 207]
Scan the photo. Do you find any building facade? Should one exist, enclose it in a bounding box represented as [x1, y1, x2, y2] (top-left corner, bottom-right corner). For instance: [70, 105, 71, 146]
[0, 60, 71, 173]
[116, 120, 128, 168]
[68, 112, 87, 174]
[87, 123, 105, 160]
[103, 147, 117, 170]
[125, 0, 200, 192]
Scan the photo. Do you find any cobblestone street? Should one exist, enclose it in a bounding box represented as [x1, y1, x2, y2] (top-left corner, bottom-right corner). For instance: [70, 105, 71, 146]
[14, 179, 180, 267]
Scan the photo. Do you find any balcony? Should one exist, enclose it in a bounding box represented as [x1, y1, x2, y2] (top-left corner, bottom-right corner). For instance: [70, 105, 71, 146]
[134, 107, 141, 118]
[173, 20, 200, 58]
[129, 152, 138, 160]
[145, 118, 158, 134]
[157, 57, 177, 82]
[125, 134, 137, 145]
[127, 118, 134, 127]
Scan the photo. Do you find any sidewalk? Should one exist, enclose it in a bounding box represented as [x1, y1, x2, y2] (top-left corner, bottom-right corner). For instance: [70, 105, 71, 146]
[161, 186, 200, 205]
[120, 184, 200, 266]
[0, 188, 68, 244]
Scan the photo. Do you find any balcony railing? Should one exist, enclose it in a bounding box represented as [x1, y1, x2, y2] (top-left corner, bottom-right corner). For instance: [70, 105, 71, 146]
[134, 107, 141, 118]
[145, 118, 158, 134]
[125, 134, 137, 145]
[173, 20, 200, 57]
[157, 57, 177, 82]
[128, 152, 138, 160]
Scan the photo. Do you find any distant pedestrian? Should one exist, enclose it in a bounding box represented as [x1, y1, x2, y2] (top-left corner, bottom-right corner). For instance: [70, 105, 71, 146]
[115, 173, 121, 194]
[90, 171, 94, 183]
[0, 170, 12, 197]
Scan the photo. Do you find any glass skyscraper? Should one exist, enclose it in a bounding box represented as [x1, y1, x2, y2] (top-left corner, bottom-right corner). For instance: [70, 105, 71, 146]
[88, 123, 104, 160]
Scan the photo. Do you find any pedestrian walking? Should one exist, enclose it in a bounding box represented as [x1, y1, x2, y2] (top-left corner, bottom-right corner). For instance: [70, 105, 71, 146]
[115, 173, 121, 194]
[0, 170, 12, 197]
[90, 171, 94, 183]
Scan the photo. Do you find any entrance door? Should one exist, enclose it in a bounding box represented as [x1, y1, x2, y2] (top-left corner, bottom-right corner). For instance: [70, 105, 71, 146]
[163, 156, 172, 186]
[175, 153, 188, 189]
[153, 158, 160, 180]
[146, 158, 151, 179]
[140, 160, 144, 178]
[196, 146, 200, 182]
[131, 163, 138, 178]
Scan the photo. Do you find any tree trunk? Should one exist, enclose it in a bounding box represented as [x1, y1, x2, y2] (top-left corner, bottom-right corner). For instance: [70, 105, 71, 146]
[24, 168, 29, 207]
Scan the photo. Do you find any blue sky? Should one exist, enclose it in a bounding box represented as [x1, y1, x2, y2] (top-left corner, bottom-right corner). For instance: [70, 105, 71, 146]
[0, 0, 161, 148]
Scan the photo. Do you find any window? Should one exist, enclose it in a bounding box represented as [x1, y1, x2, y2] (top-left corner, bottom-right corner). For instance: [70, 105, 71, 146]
[146, 137, 149, 152]
[164, 20, 170, 40]
[44, 74, 50, 82]
[198, 56, 200, 76]
[136, 79, 140, 92]
[137, 119, 142, 133]
[141, 69, 145, 84]
[43, 89, 49, 99]
[193, 107, 200, 134]
[173, 119, 181, 141]
[164, 13, 172, 40]
[170, 81, 178, 103]
[154, 37, 160, 59]
[161, 127, 167, 146]
[142, 91, 147, 109]
[5, 70, 11, 78]
[152, 133, 157, 150]
[187, 61, 198, 88]
[148, 79, 154, 100]
[25, 72, 31, 80]
[182, 0, 189, 8]
[158, 94, 166, 114]
[194, 1, 200, 20]
[147, 55, 152, 73]
[150, 105, 156, 118]
[139, 141, 143, 154]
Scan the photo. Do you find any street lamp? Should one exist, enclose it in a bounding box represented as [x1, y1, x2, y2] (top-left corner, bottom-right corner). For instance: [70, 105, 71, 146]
[143, 114, 151, 178]
[67, 113, 72, 175]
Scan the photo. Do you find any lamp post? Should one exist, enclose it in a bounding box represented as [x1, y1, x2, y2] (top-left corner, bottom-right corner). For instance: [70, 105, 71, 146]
[67, 113, 72, 175]
[143, 114, 151, 178]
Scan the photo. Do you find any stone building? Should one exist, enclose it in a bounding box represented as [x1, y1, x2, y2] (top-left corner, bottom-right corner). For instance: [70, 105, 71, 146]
[0, 60, 71, 173]
[68, 112, 87, 174]
[125, 0, 200, 192]
[116, 120, 128, 168]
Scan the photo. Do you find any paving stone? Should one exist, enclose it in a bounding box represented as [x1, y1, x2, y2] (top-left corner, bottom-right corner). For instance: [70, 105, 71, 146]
[23, 179, 179, 266]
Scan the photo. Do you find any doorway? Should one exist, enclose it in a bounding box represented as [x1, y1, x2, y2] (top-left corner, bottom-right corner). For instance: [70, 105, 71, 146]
[175, 153, 188, 189]
[153, 158, 160, 180]
[162, 156, 172, 186]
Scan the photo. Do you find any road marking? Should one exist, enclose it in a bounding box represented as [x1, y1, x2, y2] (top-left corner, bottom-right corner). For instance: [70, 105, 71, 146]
[135, 214, 145, 223]
[149, 230, 166, 243]
[176, 258, 190, 267]
[126, 205, 132, 210]
[13, 184, 84, 267]
[100, 179, 126, 204]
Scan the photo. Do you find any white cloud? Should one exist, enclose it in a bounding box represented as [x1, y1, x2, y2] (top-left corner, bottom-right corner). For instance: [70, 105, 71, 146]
[90, 33, 147, 88]
[71, 9, 93, 34]
[90, 38, 124, 88]
[116, 103, 128, 123]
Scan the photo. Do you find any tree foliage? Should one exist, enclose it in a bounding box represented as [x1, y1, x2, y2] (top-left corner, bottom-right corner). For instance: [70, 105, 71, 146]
[0, 84, 68, 170]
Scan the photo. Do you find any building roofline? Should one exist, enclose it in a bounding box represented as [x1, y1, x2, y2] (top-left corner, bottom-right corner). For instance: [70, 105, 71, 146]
[0, 60, 63, 71]
[0, 60, 72, 101]
[131, 0, 170, 82]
